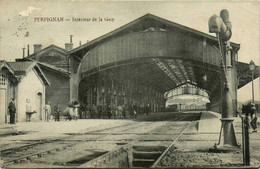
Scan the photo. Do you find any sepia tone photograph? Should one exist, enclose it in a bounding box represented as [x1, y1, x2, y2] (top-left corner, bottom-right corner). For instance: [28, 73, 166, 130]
[0, 0, 260, 168]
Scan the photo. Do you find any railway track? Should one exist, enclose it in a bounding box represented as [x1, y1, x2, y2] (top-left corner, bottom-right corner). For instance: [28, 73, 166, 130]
[151, 113, 200, 168]
[2, 112, 200, 168]
[2, 122, 145, 166]
[80, 113, 200, 168]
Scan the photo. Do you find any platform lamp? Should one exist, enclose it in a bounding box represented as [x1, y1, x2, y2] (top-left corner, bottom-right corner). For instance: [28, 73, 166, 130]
[243, 59, 255, 166]
[249, 60, 255, 103]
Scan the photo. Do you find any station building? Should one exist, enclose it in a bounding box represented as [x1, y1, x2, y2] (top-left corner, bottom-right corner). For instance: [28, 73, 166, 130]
[0, 61, 18, 124]
[8, 61, 49, 122]
[24, 44, 71, 111]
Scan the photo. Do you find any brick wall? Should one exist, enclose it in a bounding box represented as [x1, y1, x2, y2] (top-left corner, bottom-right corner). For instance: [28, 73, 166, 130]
[41, 67, 70, 112]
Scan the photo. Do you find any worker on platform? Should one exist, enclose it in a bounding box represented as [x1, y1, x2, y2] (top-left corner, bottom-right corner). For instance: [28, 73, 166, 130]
[107, 104, 112, 119]
[122, 103, 127, 119]
[80, 104, 85, 119]
[133, 103, 137, 119]
[127, 103, 134, 119]
[8, 98, 16, 124]
[44, 102, 51, 122]
[117, 105, 123, 119]
[86, 103, 91, 119]
[91, 104, 98, 119]
[97, 104, 102, 119]
[111, 103, 117, 119]
[54, 103, 61, 121]
[250, 103, 258, 133]
[145, 104, 150, 116]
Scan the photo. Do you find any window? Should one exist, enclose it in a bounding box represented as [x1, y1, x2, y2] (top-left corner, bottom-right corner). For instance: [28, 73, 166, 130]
[0, 73, 6, 85]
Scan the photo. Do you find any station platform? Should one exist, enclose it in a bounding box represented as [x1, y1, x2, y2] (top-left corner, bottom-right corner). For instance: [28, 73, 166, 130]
[198, 111, 242, 133]
[199, 111, 260, 166]
[0, 124, 17, 136]
[0, 111, 259, 167]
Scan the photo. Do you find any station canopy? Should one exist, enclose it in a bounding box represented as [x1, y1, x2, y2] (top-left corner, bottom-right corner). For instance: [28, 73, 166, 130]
[70, 14, 259, 97]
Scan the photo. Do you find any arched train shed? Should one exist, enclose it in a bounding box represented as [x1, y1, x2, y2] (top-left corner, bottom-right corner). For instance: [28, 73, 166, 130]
[68, 14, 259, 114]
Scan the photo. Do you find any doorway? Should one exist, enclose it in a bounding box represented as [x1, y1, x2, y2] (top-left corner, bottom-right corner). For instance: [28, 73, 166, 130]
[0, 89, 6, 124]
[36, 92, 43, 120]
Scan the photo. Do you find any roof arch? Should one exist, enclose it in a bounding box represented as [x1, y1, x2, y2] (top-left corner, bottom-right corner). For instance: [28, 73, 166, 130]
[78, 31, 222, 76]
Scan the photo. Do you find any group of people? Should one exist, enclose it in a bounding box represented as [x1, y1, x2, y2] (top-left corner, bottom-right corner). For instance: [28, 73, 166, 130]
[8, 97, 258, 132]
[6, 100, 152, 123]
[43, 102, 61, 122]
[79, 103, 152, 119]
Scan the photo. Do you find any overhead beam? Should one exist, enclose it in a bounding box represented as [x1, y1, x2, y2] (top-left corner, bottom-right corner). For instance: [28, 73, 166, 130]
[150, 59, 178, 87]
[137, 66, 173, 92]
[182, 60, 195, 83]
[160, 59, 182, 84]
[172, 59, 188, 82]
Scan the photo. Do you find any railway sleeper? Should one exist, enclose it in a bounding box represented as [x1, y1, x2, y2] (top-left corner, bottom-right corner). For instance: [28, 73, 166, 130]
[131, 145, 167, 167]
[132, 158, 155, 167]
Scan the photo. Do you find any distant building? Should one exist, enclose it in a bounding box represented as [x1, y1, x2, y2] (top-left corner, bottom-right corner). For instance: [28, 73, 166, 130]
[23, 44, 71, 111]
[8, 61, 49, 122]
[0, 61, 18, 124]
[27, 44, 70, 71]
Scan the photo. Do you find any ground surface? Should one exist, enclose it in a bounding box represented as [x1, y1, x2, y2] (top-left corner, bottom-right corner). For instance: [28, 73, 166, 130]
[158, 111, 260, 168]
[0, 111, 259, 168]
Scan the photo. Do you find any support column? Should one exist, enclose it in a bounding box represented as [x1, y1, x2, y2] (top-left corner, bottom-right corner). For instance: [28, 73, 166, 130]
[213, 41, 239, 150]
[226, 42, 238, 117]
[231, 50, 238, 117]
[70, 72, 80, 101]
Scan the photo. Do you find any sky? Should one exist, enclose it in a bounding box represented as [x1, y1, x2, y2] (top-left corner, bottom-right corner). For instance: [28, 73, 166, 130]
[0, 0, 259, 102]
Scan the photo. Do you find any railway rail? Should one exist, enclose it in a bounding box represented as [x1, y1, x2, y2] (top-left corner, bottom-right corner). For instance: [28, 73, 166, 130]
[80, 113, 200, 168]
[1, 112, 201, 168]
[2, 122, 143, 166]
[151, 113, 200, 167]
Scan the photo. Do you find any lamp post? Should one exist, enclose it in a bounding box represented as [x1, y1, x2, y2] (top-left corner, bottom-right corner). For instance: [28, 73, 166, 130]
[249, 60, 255, 103]
[240, 60, 255, 166]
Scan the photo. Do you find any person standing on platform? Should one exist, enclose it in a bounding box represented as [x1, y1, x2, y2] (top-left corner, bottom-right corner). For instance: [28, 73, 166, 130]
[133, 103, 137, 119]
[54, 103, 61, 121]
[44, 102, 51, 122]
[250, 103, 258, 133]
[111, 103, 117, 119]
[80, 104, 86, 119]
[86, 103, 91, 119]
[8, 98, 16, 124]
[128, 103, 134, 119]
[117, 105, 123, 119]
[107, 104, 112, 119]
[92, 104, 98, 119]
[147, 104, 151, 116]
[122, 104, 127, 119]
[97, 104, 102, 119]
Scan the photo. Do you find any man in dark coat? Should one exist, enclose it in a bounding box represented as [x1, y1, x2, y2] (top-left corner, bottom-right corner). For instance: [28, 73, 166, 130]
[8, 98, 16, 124]
[107, 104, 112, 119]
[54, 103, 61, 121]
[122, 104, 127, 119]
[97, 104, 102, 119]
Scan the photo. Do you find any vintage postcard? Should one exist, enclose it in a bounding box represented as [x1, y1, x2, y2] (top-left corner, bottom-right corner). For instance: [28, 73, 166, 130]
[0, 0, 259, 168]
